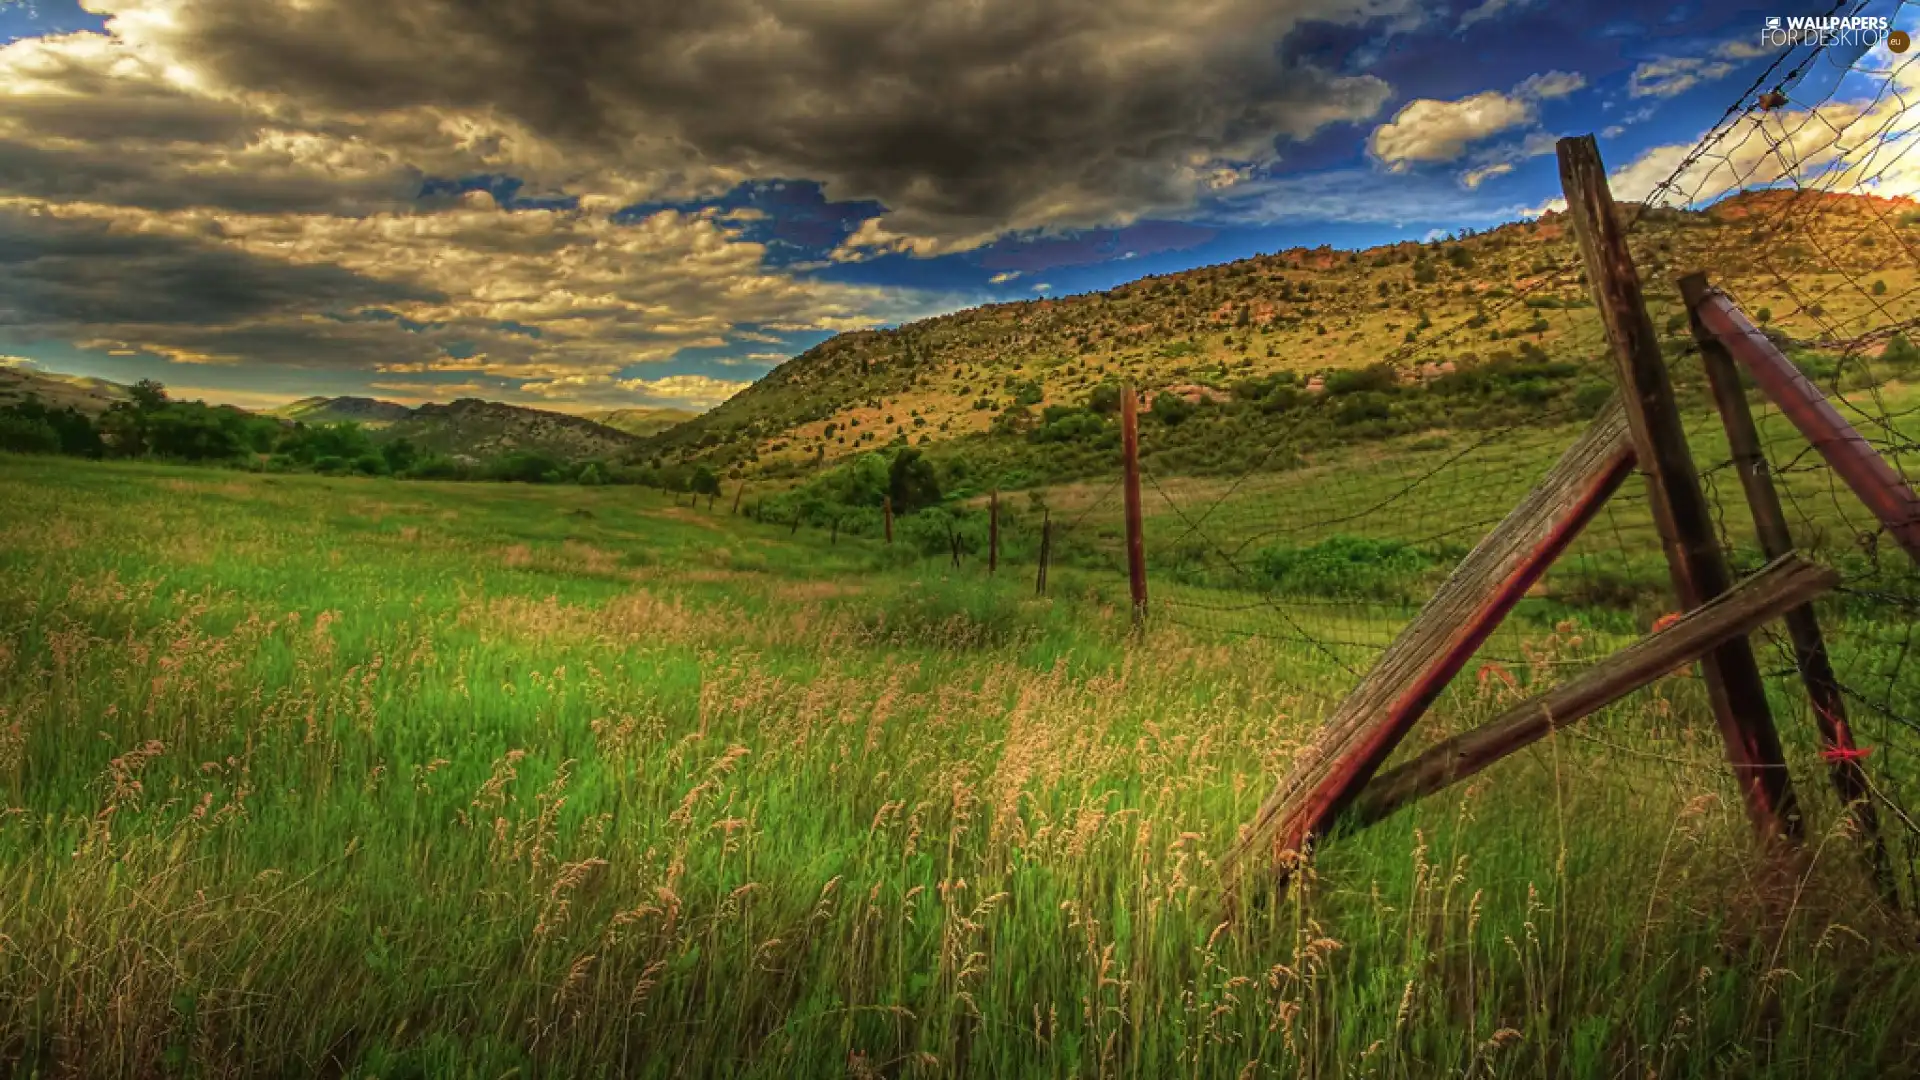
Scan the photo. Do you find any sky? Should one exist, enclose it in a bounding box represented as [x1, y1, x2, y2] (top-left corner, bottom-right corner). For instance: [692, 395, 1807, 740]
[0, 0, 1914, 414]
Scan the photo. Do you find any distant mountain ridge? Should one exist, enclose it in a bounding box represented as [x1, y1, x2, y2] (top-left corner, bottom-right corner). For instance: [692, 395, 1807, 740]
[273, 395, 654, 463]
[5, 369, 667, 466]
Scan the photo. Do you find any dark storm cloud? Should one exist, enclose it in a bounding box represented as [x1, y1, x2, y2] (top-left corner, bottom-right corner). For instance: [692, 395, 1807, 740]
[131, 0, 1411, 242]
[0, 208, 440, 325]
[0, 136, 424, 213]
[0, 206, 447, 365]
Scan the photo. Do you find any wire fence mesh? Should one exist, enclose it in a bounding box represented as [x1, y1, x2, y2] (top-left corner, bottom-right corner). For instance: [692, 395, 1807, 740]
[1030, 5, 1920, 899]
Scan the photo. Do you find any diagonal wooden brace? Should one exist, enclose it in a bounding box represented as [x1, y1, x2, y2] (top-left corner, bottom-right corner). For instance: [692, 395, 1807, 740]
[1346, 553, 1840, 830]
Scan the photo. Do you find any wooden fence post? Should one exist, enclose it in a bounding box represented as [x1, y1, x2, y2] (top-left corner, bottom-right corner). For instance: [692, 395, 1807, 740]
[1559, 134, 1799, 840]
[1681, 272, 1890, 888]
[731, 482, 745, 515]
[989, 489, 999, 574]
[1689, 288, 1920, 564]
[883, 496, 893, 545]
[1036, 510, 1052, 597]
[831, 517, 839, 546]
[1121, 383, 1148, 625]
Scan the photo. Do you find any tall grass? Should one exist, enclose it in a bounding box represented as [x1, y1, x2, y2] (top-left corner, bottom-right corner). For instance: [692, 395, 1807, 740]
[0, 457, 1915, 1078]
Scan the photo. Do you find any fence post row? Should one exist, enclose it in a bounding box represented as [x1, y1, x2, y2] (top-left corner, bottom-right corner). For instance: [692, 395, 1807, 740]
[1558, 134, 1800, 841]
[1680, 271, 1894, 894]
[1121, 383, 1148, 626]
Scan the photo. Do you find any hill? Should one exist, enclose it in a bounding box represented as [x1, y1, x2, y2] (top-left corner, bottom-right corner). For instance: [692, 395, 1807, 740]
[580, 406, 697, 437]
[268, 394, 646, 464]
[638, 190, 1918, 486]
[0, 364, 130, 415]
[388, 398, 644, 462]
[272, 395, 415, 426]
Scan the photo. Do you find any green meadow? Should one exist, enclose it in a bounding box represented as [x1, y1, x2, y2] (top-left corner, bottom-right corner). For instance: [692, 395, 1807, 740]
[3, 453, 1919, 1078]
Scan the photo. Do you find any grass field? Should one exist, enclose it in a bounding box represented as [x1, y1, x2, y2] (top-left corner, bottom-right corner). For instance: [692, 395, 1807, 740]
[3, 455, 1920, 1078]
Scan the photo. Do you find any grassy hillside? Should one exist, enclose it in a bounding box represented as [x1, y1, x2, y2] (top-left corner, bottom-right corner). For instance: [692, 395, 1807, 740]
[0, 364, 129, 415]
[393, 398, 644, 461]
[271, 395, 415, 426]
[641, 191, 1919, 487]
[582, 406, 698, 437]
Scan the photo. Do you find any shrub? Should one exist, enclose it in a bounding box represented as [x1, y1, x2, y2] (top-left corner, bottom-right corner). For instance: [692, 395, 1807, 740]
[1152, 393, 1195, 426]
[0, 414, 60, 454]
[1324, 363, 1398, 395]
[1250, 536, 1446, 601]
[888, 448, 943, 513]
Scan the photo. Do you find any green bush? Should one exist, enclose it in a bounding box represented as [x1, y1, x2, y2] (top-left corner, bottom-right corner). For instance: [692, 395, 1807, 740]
[1250, 535, 1446, 601]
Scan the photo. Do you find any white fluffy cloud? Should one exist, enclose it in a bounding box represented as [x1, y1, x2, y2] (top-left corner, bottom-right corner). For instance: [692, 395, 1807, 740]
[1368, 71, 1582, 171]
[1369, 91, 1534, 169]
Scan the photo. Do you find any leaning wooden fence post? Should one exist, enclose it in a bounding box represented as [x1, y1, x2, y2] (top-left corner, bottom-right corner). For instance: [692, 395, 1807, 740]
[1121, 384, 1148, 625]
[1222, 401, 1637, 888]
[1681, 272, 1890, 889]
[989, 489, 1000, 574]
[1689, 287, 1920, 564]
[1559, 134, 1799, 839]
[883, 496, 894, 545]
[731, 482, 745, 515]
[1036, 510, 1052, 597]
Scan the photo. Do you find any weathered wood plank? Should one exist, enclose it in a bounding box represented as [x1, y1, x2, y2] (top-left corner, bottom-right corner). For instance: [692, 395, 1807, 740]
[1220, 399, 1635, 885]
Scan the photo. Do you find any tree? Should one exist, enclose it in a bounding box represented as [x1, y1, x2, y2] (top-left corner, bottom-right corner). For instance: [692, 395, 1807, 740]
[129, 379, 169, 412]
[381, 437, 420, 474]
[690, 464, 721, 496]
[887, 448, 942, 513]
[0, 414, 60, 454]
[1152, 392, 1195, 426]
